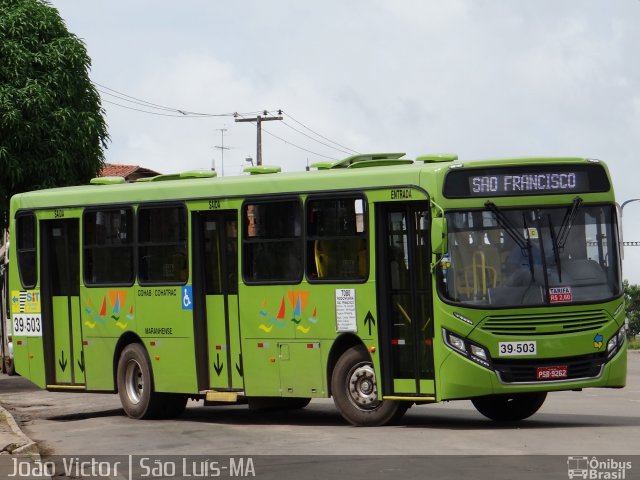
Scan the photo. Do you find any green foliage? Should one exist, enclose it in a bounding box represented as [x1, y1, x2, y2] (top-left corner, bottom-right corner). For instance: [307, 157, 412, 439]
[623, 280, 640, 339]
[0, 0, 108, 224]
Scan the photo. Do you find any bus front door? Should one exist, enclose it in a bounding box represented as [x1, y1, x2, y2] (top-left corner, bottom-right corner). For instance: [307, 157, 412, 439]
[192, 211, 242, 392]
[377, 203, 435, 397]
[41, 219, 85, 387]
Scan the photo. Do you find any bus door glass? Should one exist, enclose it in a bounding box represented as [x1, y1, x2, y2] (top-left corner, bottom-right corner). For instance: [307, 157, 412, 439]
[41, 219, 84, 386]
[377, 203, 435, 396]
[193, 211, 241, 391]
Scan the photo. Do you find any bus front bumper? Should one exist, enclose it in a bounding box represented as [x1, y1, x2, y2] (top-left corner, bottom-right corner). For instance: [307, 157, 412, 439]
[437, 342, 627, 401]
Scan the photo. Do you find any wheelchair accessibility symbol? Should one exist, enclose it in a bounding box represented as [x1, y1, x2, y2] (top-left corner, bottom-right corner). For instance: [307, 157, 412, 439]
[182, 286, 193, 310]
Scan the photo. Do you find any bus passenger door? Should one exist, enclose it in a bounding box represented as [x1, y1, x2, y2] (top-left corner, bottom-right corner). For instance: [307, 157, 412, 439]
[41, 219, 85, 387]
[376, 203, 435, 397]
[192, 211, 242, 392]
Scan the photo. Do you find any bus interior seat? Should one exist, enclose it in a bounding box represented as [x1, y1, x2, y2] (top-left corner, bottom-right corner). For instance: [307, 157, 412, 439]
[314, 240, 330, 278]
[315, 239, 367, 279]
[562, 259, 607, 286]
[172, 252, 188, 281]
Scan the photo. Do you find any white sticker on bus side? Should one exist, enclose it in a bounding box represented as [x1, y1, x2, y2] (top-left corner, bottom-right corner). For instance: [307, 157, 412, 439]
[12, 314, 43, 337]
[335, 289, 357, 332]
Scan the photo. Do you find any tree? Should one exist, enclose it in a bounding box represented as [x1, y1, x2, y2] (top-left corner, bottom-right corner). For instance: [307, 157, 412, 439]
[0, 0, 108, 225]
[623, 280, 640, 338]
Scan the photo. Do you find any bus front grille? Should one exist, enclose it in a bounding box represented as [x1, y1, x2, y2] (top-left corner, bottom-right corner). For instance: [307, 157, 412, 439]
[480, 310, 610, 336]
[493, 353, 607, 383]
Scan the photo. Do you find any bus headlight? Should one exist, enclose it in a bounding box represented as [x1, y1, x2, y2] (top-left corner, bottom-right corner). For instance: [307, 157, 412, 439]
[446, 331, 466, 353]
[443, 328, 492, 369]
[470, 344, 488, 361]
[607, 326, 626, 359]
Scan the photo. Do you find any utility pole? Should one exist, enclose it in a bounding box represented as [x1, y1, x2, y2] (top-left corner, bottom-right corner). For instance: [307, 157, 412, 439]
[235, 110, 282, 166]
[214, 128, 230, 176]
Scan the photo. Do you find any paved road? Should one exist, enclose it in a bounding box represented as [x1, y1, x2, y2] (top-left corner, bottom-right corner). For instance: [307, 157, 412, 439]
[0, 352, 638, 478]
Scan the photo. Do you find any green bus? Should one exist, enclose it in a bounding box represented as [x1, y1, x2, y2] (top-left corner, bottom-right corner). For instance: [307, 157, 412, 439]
[8, 153, 627, 426]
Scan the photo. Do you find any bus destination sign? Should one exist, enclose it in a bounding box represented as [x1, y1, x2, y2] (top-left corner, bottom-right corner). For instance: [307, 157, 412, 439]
[469, 171, 588, 196]
[443, 164, 610, 198]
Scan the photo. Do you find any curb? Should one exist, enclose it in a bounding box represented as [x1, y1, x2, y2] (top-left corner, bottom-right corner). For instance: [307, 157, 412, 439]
[0, 404, 40, 457]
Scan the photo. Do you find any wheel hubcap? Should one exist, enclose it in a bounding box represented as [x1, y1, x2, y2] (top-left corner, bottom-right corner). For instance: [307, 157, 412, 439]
[124, 360, 144, 404]
[347, 363, 380, 410]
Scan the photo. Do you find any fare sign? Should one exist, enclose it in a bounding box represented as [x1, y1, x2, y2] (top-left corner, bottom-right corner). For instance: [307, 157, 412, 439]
[549, 287, 572, 303]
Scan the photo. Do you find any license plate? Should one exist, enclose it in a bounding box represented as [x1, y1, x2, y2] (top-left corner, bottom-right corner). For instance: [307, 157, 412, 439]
[536, 365, 568, 381]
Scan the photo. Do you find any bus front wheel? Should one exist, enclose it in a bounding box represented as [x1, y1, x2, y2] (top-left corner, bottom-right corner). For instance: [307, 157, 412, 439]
[117, 343, 164, 419]
[471, 392, 547, 421]
[331, 346, 408, 426]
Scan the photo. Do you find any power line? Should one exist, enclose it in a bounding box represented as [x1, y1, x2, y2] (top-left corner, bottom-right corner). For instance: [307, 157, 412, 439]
[96, 82, 267, 118]
[97, 88, 178, 113]
[235, 112, 338, 162]
[263, 109, 356, 156]
[279, 119, 354, 156]
[95, 85, 358, 158]
[95, 82, 240, 117]
[95, 83, 344, 162]
[101, 99, 215, 117]
[282, 111, 359, 154]
[261, 127, 339, 161]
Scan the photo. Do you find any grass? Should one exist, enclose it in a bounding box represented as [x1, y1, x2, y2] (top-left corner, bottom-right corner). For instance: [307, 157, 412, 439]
[628, 337, 640, 350]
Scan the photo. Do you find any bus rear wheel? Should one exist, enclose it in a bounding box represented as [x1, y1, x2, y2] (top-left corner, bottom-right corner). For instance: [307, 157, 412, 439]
[471, 392, 547, 421]
[331, 346, 407, 426]
[117, 343, 164, 419]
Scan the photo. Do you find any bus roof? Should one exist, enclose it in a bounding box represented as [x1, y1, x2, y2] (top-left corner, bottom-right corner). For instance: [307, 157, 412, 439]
[10, 155, 610, 212]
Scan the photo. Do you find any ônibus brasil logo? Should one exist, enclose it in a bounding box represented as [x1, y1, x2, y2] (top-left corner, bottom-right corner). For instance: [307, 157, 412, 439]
[567, 456, 632, 479]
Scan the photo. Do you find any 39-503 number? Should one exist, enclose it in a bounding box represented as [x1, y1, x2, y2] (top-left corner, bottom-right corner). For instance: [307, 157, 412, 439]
[498, 341, 536, 356]
[12, 314, 42, 336]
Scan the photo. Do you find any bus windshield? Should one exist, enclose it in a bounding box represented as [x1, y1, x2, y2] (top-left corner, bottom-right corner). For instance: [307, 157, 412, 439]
[440, 204, 621, 307]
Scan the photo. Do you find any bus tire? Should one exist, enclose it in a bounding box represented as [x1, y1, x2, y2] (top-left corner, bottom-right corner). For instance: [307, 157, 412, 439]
[471, 392, 547, 421]
[117, 343, 164, 419]
[331, 345, 405, 426]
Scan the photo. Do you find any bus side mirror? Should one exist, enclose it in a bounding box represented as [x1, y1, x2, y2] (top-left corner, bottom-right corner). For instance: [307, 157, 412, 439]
[431, 217, 447, 254]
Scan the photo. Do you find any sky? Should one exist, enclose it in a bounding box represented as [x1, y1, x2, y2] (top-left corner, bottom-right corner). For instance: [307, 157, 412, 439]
[48, 0, 640, 282]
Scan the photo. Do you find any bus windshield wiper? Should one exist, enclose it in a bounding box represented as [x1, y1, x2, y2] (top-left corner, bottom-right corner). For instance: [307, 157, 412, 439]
[556, 197, 583, 250]
[549, 197, 582, 283]
[485, 201, 534, 280]
[548, 215, 562, 282]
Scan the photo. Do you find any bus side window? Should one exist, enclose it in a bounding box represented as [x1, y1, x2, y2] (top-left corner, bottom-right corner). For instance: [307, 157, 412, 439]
[243, 200, 303, 283]
[83, 208, 134, 286]
[138, 205, 188, 285]
[306, 196, 367, 282]
[16, 213, 37, 289]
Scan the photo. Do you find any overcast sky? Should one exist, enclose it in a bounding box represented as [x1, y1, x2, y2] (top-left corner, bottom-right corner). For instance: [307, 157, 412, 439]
[49, 0, 640, 282]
